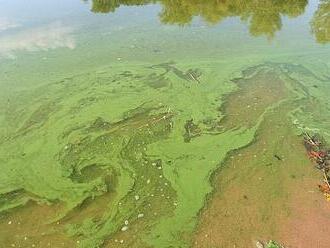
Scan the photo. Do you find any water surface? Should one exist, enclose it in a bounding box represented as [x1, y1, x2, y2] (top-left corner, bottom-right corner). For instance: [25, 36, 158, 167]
[0, 1, 330, 247]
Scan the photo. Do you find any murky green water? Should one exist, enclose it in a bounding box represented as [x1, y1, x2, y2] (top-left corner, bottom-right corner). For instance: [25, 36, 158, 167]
[0, 1, 329, 247]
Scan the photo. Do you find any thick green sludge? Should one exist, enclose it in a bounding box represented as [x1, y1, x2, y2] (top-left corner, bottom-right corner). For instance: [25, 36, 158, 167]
[1, 57, 330, 247]
[0, 61, 243, 247]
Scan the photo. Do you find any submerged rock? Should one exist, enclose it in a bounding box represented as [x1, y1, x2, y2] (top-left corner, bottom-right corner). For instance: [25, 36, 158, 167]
[183, 119, 201, 142]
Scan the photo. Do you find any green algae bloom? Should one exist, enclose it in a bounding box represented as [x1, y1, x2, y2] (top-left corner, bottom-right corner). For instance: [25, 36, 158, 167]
[0, 1, 330, 247]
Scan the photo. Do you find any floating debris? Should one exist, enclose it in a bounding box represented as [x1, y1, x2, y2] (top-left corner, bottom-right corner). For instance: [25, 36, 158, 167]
[121, 226, 128, 232]
[266, 240, 285, 248]
[137, 213, 144, 218]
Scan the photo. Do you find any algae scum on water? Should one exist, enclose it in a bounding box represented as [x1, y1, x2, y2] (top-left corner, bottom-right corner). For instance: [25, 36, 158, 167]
[1, 58, 330, 247]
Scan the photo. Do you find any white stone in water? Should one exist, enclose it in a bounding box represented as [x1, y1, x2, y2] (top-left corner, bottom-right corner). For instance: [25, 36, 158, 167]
[134, 195, 140, 201]
[120, 240, 124, 244]
[152, 162, 157, 166]
[8, 221, 12, 225]
[158, 167, 162, 170]
[255, 241, 264, 248]
[137, 213, 144, 218]
[159, 175, 163, 178]
[124, 220, 129, 225]
[164, 182, 168, 186]
[121, 226, 128, 232]
[147, 179, 151, 184]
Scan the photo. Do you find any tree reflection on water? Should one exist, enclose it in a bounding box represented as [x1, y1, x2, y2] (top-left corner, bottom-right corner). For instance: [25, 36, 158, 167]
[89, 0, 329, 43]
[311, 0, 330, 43]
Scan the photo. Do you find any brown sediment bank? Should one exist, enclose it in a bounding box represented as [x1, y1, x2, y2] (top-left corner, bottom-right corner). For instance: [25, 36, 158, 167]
[0, 201, 76, 247]
[194, 66, 330, 247]
[218, 67, 287, 130]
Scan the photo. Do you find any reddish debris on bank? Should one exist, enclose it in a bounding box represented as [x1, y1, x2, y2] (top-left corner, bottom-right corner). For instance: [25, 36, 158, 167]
[303, 132, 330, 201]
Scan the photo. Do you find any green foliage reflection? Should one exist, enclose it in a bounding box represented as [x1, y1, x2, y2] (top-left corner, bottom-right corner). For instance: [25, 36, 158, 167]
[311, 0, 330, 43]
[91, 0, 154, 13]
[90, 0, 308, 38]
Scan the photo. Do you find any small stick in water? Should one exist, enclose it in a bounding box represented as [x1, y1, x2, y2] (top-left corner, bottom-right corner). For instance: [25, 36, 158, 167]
[323, 169, 330, 190]
[274, 154, 282, 161]
[187, 72, 201, 84]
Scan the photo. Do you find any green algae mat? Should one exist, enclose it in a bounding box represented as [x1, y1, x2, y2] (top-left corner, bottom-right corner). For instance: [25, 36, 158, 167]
[0, 0, 330, 248]
[1, 60, 330, 247]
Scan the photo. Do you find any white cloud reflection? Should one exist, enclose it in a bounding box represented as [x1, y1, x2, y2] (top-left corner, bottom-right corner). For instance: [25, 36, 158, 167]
[0, 22, 75, 58]
[0, 18, 19, 32]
